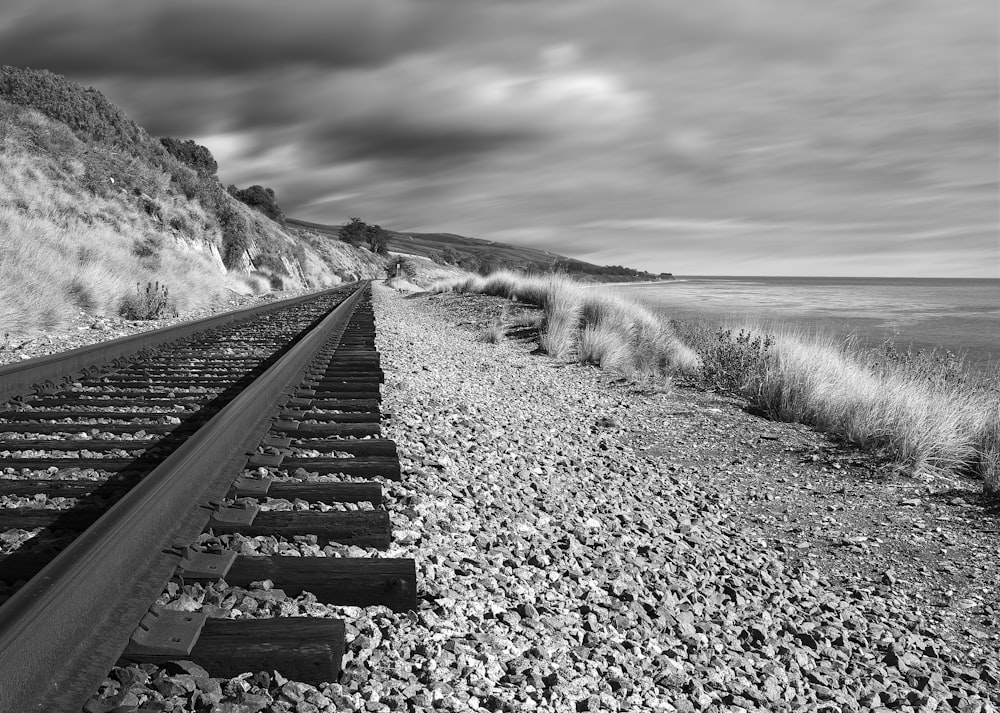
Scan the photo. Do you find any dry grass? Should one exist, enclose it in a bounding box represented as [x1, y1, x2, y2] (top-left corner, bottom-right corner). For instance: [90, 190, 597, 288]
[0, 123, 215, 251]
[537, 280, 584, 360]
[578, 320, 633, 371]
[438, 270, 1000, 492]
[388, 254, 468, 288]
[433, 271, 699, 386]
[228, 271, 273, 296]
[686, 321, 1000, 491]
[482, 312, 507, 344]
[0, 207, 227, 333]
[290, 228, 386, 285]
[975, 405, 1000, 495]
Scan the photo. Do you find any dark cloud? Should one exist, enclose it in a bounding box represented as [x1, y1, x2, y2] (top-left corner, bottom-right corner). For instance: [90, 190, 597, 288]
[314, 119, 540, 166]
[0, 0, 451, 76]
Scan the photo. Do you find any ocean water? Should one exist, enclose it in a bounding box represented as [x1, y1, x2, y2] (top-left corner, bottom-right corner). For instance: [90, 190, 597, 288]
[616, 276, 1000, 370]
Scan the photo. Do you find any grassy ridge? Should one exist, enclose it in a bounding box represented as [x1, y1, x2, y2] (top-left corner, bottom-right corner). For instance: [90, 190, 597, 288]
[288, 217, 666, 280]
[289, 218, 564, 269]
[435, 271, 1000, 495]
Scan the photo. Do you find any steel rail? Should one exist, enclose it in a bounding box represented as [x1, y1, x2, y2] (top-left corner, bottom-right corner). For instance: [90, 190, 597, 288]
[0, 284, 368, 713]
[0, 283, 360, 404]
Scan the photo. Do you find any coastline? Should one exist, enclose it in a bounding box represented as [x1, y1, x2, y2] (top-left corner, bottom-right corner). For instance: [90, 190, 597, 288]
[614, 277, 1000, 372]
[340, 285, 1000, 710]
[583, 278, 683, 287]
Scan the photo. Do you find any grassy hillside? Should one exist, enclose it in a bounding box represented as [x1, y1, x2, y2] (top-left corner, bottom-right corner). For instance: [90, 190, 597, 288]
[0, 66, 385, 333]
[288, 218, 670, 281]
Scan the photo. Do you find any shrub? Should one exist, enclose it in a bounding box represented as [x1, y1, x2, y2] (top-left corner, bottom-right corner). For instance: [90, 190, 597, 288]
[119, 281, 177, 320]
[866, 337, 978, 392]
[440, 246, 461, 265]
[159, 137, 217, 176]
[0, 66, 146, 148]
[167, 164, 203, 201]
[365, 223, 389, 255]
[217, 203, 252, 269]
[699, 328, 776, 400]
[233, 184, 284, 224]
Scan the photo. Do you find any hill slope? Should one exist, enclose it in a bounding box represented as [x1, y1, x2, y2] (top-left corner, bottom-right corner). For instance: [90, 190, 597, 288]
[0, 66, 385, 333]
[288, 218, 670, 280]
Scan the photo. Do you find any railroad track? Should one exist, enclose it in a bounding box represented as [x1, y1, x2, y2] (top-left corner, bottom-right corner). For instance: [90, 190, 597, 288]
[0, 282, 415, 712]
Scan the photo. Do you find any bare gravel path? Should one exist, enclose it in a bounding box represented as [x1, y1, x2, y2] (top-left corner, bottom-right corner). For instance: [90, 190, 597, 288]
[364, 286, 998, 712]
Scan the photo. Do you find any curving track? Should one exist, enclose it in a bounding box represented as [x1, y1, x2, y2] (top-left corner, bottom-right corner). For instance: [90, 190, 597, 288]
[0, 282, 414, 712]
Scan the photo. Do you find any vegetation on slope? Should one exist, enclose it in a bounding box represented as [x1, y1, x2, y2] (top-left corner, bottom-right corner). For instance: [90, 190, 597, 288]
[287, 217, 670, 281]
[0, 66, 386, 333]
[435, 271, 1000, 495]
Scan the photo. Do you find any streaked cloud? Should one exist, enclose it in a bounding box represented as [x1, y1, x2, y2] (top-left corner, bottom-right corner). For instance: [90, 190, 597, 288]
[0, 0, 995, 276]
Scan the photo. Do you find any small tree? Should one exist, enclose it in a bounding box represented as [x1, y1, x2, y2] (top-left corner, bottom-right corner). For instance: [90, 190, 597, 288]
[339, 217, 368, 246]
[440, 246, 461, 265]
[477, 254, 505, 275]
[365, 224, 389, 255]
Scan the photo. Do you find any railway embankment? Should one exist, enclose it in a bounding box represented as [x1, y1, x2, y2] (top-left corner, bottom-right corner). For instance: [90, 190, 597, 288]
[7, 282, 997, 712]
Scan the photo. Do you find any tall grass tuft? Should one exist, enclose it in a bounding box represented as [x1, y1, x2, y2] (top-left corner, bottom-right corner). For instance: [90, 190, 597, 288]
[689, 322, 1000, 488]
[975, 404, 1000, 496]
[538, 282, 583, 359]
[433, 271, 698, 386]
[482, 309, 507, 344]
[578, 319, 633, 372]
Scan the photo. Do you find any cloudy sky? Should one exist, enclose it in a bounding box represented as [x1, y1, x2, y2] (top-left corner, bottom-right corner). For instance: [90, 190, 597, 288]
[1, 0, 997, 276]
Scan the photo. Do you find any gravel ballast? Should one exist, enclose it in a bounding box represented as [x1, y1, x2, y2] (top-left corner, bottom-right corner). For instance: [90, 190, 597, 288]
[362, 287, 997, 712]
[79, 284, 998, 712]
